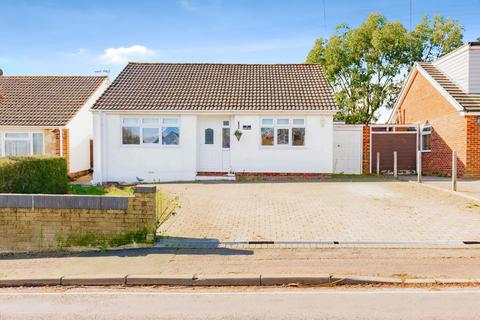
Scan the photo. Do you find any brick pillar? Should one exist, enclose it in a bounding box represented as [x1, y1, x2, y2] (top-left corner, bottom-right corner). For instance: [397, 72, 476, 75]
[54, 128, 70, 173]
[130, 185, 158, 241]
[362, 125, 371, 174]
[466, 116, 480, 177]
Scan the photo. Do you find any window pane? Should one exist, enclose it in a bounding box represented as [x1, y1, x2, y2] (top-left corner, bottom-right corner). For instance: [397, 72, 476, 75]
[122, 118, 139, 126]
[222, 127, 230, 148]
[261, 128, 274, 146]
[293, 119, 305, 125]
[223, 120, 230, 127]
[122, 127, 140, 144]
[422, 134, 431, 151]
[5, 132, 29, 139]
[292, 128, 305, 146]
[277, 128, 289, 145]
[162, 127, 180, 145]
[163, 118, 178, 125]
[277, 119, 289, 125]
[33, 133, 44, 154]
[143, 128, 159, 144]
[261, 119, 273, 126]
[205, 128, 214, 144]
[142, 118, 159, 125]
[5, 140, 30, 156]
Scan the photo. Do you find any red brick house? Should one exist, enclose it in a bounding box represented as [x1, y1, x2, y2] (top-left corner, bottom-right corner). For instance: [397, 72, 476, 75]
[389, 42, 480, 177]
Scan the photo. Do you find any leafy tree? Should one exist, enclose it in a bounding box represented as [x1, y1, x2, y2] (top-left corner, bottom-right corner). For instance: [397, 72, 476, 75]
[306, 14, 464, 124]
[410, 15, 464, 62]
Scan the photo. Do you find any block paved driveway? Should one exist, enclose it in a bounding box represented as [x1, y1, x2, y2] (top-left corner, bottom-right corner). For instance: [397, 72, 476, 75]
[157, 181, 480, 242]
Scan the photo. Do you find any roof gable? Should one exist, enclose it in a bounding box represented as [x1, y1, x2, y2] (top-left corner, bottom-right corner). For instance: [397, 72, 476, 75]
[92, 63, 338, 112]
[0, 76, 107, 127]
[389, 62, 480, 123]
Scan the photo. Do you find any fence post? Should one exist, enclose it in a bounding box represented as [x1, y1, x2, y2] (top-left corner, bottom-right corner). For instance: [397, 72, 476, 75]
[376, 152, 380, 176]
[393, 151, 398, 178]
[452, 151, 457, 191]
[417, 150, 422, 183]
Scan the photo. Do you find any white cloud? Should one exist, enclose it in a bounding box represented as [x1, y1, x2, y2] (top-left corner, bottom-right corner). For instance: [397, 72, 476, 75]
[99, 45, 156, 64]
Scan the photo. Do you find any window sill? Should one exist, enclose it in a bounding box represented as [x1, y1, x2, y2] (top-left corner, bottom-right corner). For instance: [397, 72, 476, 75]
[120, 144, 181, 149]
[421, 149, 431, 153]
[259, 145, 308, 150]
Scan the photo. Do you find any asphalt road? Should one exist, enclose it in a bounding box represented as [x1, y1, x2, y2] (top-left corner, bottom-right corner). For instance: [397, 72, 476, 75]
[1, 288, 480, 319]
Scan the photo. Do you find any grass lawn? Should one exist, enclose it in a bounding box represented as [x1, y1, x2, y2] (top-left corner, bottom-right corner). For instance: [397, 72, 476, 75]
[68, 184, 179, 224]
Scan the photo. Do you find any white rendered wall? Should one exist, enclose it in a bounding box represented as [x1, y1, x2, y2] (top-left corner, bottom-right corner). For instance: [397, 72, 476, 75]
[229, 114, 334, 174]
[67, 79, 109, 174]
[93, 113, 197, 183]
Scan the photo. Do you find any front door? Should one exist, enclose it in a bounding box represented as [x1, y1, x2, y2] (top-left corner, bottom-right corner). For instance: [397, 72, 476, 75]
[198, 117, 231, 172]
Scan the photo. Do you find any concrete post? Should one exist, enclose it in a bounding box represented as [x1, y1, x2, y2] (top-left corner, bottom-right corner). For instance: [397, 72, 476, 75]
[452, 151, 457, 192]
[393, 151, 398, 178]
[417, 150, 422, 183]
[376, 152, 380, 176]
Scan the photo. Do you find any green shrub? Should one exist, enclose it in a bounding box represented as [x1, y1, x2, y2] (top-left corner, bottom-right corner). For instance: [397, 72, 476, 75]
[0, 156, 69, 194]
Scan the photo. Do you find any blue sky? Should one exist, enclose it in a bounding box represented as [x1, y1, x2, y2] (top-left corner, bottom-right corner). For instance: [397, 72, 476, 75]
[1, 0, 479, 78]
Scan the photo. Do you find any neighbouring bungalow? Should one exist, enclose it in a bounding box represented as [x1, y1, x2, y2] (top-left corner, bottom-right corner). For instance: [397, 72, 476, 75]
[0, 70, 109, 176]
[389, 42, 480, 177]
[91, 63, 343, 183]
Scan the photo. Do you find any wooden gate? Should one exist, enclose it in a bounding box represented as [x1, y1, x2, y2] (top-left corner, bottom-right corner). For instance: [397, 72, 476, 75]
[370, 125, 418, 174]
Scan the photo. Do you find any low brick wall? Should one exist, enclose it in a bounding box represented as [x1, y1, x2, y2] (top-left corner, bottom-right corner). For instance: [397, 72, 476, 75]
[0, 185, 157, 253]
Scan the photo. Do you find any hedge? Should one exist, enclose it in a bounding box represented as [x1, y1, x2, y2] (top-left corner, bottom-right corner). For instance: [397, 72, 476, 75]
[0, 156, 69, 194]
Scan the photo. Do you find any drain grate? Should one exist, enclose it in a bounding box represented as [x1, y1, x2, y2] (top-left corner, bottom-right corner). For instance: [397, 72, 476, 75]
[248, 241, 274, 245]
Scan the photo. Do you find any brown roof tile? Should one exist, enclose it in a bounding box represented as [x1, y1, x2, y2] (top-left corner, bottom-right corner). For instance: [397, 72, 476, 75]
[0, 76, 107, 126]
[92, 63, 338, 112]
[418, 62, 480, 112]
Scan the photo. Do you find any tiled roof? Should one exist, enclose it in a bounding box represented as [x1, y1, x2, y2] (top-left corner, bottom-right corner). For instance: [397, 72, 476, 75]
[418, 62, 480, 112]
[0, 76, 107, 126]
[92, 63, 338, 112]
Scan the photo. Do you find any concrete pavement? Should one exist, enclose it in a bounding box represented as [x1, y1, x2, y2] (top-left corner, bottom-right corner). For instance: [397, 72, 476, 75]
[1, 287, 480, 319]
[2, 247, 480, 286]
[400, 176, 480, 201]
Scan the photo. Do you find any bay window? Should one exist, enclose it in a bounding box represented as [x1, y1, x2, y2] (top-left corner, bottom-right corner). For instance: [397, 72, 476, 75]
[122, 117, 180, 146]
[260, 118, 305, 147]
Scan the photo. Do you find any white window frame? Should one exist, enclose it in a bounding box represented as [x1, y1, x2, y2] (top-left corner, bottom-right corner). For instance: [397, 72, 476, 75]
[421, 124, 432, 152]
[260, 117, 306, 147]
[0, 131, 45, 157]
[121, 117, 180, 147]
[222, 120, 231, 150]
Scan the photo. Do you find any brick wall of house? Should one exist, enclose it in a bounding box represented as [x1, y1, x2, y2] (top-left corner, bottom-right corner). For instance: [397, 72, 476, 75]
[395, 71, 467, 176]
[0, 186, 157, 253]
[466, 116, 480, 177]
[362, 126, 371, 174]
